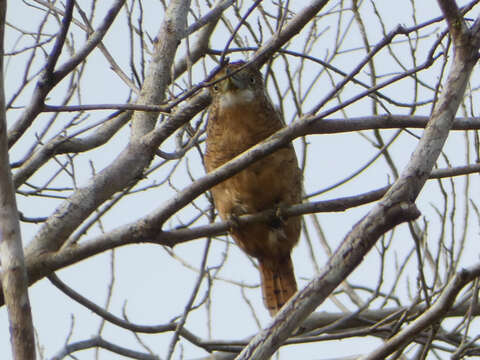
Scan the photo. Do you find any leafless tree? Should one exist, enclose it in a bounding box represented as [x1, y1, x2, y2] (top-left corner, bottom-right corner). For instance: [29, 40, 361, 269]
[2, 0, 480, 359]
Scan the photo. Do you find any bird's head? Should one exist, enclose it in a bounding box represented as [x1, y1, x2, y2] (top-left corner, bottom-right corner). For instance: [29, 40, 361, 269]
[209, 61, 265, 107]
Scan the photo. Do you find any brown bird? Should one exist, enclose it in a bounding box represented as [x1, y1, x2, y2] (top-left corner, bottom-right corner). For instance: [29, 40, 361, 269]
[204, 61, 302, 316]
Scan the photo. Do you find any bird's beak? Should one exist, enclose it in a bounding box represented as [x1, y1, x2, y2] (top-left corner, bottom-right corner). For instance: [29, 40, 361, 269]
[224, 70, 245, 91]
[224, 77, 237, 91]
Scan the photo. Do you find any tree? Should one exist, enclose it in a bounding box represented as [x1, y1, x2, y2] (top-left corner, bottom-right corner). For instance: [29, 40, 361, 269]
[2, 0, 480, 359]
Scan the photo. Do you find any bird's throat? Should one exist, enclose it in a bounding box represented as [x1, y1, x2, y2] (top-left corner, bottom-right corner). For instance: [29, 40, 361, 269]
[218, 88, 255, 109]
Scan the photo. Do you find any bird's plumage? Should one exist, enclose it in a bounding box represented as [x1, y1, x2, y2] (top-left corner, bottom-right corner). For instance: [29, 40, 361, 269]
[204, 61, 302, 315]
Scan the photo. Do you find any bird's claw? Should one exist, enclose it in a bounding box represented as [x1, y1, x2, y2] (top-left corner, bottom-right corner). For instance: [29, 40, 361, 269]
[227, 213, 241, 232]
[269, 204, 287, 229]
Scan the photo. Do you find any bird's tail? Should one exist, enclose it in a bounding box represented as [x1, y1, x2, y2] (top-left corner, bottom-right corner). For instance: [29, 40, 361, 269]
[259, 256, 297, 316]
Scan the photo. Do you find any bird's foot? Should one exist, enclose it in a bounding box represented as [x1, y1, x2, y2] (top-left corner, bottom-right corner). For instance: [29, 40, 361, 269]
[226, 213, 241, 232]
[269, 204, 287, 229]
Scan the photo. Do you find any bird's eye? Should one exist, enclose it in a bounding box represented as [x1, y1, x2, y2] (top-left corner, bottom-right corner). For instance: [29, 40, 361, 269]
[213, 84, 220, 92]
[249, 77, 255, 84]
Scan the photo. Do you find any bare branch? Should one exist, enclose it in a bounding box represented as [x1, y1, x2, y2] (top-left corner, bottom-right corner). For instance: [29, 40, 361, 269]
[23, 0, 193, 257]
[50, 336, 159, 360]
[0, 1, 36, 357]
[130, 0, 191, 138]
[8, 0, 125, 148]
[5, 1, 480, 358]
[235, 6, 480, 359]
[250, 0, 330, 67]
[362, 263, 480, 360]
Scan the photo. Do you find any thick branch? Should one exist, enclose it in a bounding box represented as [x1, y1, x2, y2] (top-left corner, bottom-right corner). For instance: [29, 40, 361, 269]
[130, 0, 191, 138]
[173, 0, 232, 78]
[436, 0, 470, 46]
[0, 1, 36, 358]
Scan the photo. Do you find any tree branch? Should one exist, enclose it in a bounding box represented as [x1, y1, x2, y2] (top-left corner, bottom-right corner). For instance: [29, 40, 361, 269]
[8, 0, 125, 148]
[362, 263, 480, 360]
[0, 159, 475, 309]
[250, 0, 330, 67]
[0, 1, 36, 357]
[235, 5, 480, 359]
[130, 0, 191, 138]
[51, 336, 159, 360]
[23, 0, 192, 257]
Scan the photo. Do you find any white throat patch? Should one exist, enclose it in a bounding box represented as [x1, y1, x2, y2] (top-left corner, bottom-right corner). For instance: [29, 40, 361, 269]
[219, 88, 255, 109]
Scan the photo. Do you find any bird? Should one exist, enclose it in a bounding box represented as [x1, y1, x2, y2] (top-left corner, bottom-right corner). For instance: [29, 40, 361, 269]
[204, 61, 302, 316]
